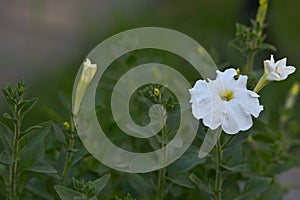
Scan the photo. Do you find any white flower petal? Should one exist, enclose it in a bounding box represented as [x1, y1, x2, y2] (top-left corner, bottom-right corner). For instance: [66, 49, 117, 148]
[234, 89, 263, 117]
[264, 55, 296, 81]
[202, 100, 225, 130]
[276, 57, 287, 68]
[221, 103, 240, 134]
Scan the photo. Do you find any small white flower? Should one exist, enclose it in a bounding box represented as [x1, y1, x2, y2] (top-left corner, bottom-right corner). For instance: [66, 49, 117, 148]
[189, 68, 263, 134]
[264, 55, 296, 81]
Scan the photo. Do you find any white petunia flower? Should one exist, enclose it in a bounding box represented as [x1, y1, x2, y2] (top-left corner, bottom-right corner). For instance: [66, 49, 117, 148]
[189, 68, 263, 134]
[264, 55, 296, 81]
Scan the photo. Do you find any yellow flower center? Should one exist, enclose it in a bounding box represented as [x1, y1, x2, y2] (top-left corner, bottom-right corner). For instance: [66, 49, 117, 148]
[220, 90, 234, 101]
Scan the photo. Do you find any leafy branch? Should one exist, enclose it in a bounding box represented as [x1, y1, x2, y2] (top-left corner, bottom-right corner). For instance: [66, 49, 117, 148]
[0, 81, 54, 200]
[229, 0, 276, 73]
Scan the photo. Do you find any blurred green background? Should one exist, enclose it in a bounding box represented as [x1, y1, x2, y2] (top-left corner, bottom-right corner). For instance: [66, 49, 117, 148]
[0, 0, 299, 121]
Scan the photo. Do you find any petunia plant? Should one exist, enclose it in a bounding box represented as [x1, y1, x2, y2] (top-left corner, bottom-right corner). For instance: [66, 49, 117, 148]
[0, 0, 299, 199]
[188, 1, 297, 199]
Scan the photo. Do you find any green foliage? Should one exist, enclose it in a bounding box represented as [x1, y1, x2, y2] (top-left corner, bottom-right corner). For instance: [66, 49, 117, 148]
[54, 174, 111, 200]
[0, 81, 53, 200]
[115, 193, 136, 200]
[228, 22, 276, 57]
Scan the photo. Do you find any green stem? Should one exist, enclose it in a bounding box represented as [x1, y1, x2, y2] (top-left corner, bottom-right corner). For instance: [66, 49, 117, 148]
[9, 106, 21, 200]
[254, 73, 268, 93]
[244, 52, 255, 74]
[156, 109, 167, 200]
[61, 133, 75, 185]
[215, 139, 222, 200]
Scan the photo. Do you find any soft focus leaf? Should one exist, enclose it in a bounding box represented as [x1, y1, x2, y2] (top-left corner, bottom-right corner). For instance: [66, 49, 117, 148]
[91, 174, 111, 196]
[220, 163, 246, 172]
[235, 177, 272, 200]
[168, 145, 206, 174]
[19, 98, 38, 119]
[24, 162, 57, 174]
[26, 178, 55, 200]
[128, 174, 154, 200]
[54, 185, 83, 200]
[167, 172, 195, 189]
[0, 122, 12, 153]
[19, 122, 51, 156]
[189, 173, 213, 195]
[20, 125, 42, 138]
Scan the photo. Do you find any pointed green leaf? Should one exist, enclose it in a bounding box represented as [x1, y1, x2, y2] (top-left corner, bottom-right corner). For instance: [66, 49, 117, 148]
[168, 145, 206, 175]
[91, 174, 111, 196]
[189, 173, 213, 195]
[54, 185, 83, 200]
[128, 174, 154, 200]
[234, 177, 272, 200]
[25, 162, 57, 174]
[0, 122, 13, 152]
[19, 122, 51, 156]
[167, 172, 195, 189]
[258, 43, 277, 51]
[25, 178, 55, 200]
[0, 150, 14, 164]
[20, 125, 42, 139]
[220, 163, 246, 172]
[19, 98, 38, 118]
[3, 113, 16, 121]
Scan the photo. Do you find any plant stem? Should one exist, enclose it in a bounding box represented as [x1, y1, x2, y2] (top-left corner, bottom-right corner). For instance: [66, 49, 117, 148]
[215, 139, 223, 200]
[9, 105, 21, 200]
[157, 166, 166, 200]
[156, 109, 167, 200]
[244, 51, 255, 74]
[61, 134, 75, 185]
[253, 73, 268, 93]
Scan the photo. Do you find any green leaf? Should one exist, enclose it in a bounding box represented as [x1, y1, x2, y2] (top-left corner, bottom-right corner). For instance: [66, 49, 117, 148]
[20, 125, 42, 138]
[168, 145, 206, 174]
[0, 150, 14, 164]
[24, 162, 57, 174]
[259, 183, 284, 200]
[220, 163, 246, 172]
[0, 122, 13, 152]
[189, 173, 213, 195]
[3, 113, 16, 121]
[54, 185, 83, 200]
[128, 174, 154, 200]
[167, 172, 195, 189]
[91, 174, 111, 196]
[19, 98, 38, 119]
[258, 43, 276, 51]
[19, 122, 51, 156]
[234, 177, 272, 200]
[26, 178, 55, 200]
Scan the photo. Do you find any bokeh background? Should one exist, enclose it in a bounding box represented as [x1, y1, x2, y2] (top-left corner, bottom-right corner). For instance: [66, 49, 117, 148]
[0, 0, 299, 199]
